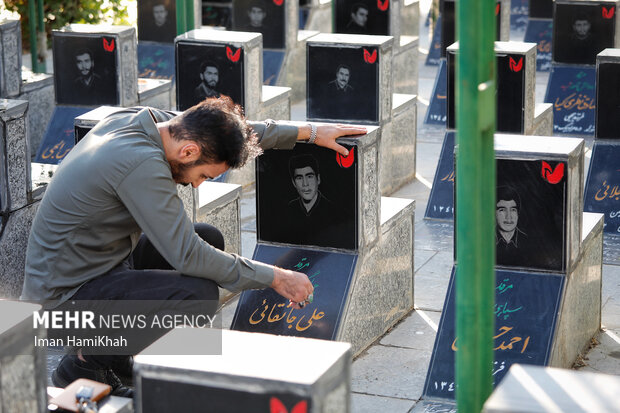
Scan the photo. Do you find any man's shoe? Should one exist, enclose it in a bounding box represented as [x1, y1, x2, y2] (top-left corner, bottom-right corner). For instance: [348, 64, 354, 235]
[109, 356, 134, 387]
[51, 355, 134, 398]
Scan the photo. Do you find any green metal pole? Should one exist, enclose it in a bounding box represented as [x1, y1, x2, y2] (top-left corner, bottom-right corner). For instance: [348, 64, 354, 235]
[176, 0, 187, 35]
[28, 0, 40, 72]
[36, 0, 47, 73]
[455, 0, 496, 410]
[185, 0, 195, 31]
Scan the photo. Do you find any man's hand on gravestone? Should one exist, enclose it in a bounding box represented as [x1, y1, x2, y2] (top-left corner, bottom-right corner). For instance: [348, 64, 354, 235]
[271, 266, 314, 309]
[301, 124, 367, 156]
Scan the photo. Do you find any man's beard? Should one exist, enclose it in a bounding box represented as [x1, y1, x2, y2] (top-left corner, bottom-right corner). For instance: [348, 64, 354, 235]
[169, 159, 195, 186]
[206, 80, 217, 89]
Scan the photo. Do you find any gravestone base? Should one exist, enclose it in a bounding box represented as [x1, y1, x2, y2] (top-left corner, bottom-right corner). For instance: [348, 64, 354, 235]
[549, 212, 603, 368]
[380, 94, 417, 195]
[527, 102, 554, 136]
[483, 365, 620, 412]
[393, 36, 420, 95]
[19, 70, 55, 159]
[134, 329, 351, 413]
[0, 301, 47, 413]
[339, 196, 415, 356]
[0, 204, 40, 299]
[302, 0, 332, 33]
[138, 78, 173, 110]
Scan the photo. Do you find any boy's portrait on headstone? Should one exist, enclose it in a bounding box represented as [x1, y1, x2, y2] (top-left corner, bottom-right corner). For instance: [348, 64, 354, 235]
[495, 159, 567, 272]
[233, 0, 286, 49]
[138, 0, 177, 43]
[53, 35, 119, 106]
[307, 45, 379, 123]
[553, 3, 616, 65]
[335, 0, 390, 35]
[176, 42, 244, 110]
[257, 143, 357, 250]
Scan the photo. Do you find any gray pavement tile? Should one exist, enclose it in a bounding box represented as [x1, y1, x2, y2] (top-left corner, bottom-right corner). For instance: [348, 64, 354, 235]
[218, 294, 241, 329]
[577, 328, 620, 376]
[352, 345, 431, 400]
[414, 220, 454, 253]
[414, 251, 453, 311]
[351, 393, 417, 413]
[603, 235, 620, 265]
[602, 264, 620, 307]
[380, 310, 441, 351]
[602, 297, 620, 330]
[414, 249, 437, 273]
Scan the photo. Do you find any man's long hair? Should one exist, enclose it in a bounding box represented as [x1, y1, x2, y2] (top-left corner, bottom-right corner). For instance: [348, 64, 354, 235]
[168, 97, 262, 168]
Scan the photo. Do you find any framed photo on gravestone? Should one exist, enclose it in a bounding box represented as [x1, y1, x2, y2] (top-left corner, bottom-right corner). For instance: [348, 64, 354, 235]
[495, 159, 567, 272]
[137, 0, 177, 43]
[232, 0, 285, 49]
[529, 0, 553, 18]
[552, 1, 617, 65]
[334, 0, 390, 35]
[307, 44, 379, 123]
[175, 42, 245, 111]
[53, 34, 119, 106]
[257, 142, 358, 250]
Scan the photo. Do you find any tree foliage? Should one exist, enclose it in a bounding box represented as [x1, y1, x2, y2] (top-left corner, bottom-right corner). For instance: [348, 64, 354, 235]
[4, 0, 131, 50]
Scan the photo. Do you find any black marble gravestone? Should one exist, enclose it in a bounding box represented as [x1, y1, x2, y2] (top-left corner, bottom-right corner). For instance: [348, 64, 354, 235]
[552, 1, 617, 65]
[424, 59, 448, 124]
[423, 267, 565, 400]
[584, 141, 620, 235]
[424, 131, 455, 220]
[138, 43, 175, 80]
[493, 158, 567, 272]
[441, 0, 502, 58]
[137, 0, 177, 43]
[595, 51, 620, 139]
[510, 0, 529, 32]
[425, 15, 443, 66]
[231, 244, 358, 339]
[544, 65, 596, 135]
[52, 34, 119, 106]
[257, 142, 358, 250]
[35, 106, 91, 164]
[524, 18, 553, 71]
[306, 44, 379, 123]
[447, 48, 527, 133]
[175, 42, 245, 110]
[202, 0, 233, 28]
[232, 0, 286, 49]
[530, 0, 553, 18]
[334, 0, 390, 35]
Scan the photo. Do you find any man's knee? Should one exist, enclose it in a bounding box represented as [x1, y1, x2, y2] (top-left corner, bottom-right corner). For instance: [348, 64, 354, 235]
[180, 276, 220, 301]
[194, 223, 225, 251]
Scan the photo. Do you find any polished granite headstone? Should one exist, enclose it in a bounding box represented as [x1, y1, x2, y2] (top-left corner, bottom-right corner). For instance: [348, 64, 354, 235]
[543, 65, 596, 134]
[583, 49, 620, 235]
[447, 42, 538, 134]
[425, 15, 442, 66]
[424, 131, 455, 220]
[202, 1, 233, 28]
[530, 0, 553, 18]
[134, 329, 351, 413]
[35, 106, 91, 164]
[137, 0, 177, 43]
[232, 0, 296, 50]
[552, 0, 619, 66]
[510, 0, 529, 33]
[306, 34, 393, 125]
[424, 58, 447, 124]
[423, 267, 565, 400]
[524, 18, 553, 71]
[137, 42, 175, 81]
[53, 25, 138, 107]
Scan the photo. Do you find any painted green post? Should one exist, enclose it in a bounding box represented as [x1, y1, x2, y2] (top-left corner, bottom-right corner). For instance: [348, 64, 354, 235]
[36, 0, 47, 73]
[28, 0, 39, 72]
[176, 0, 187, 35]
[185, 0, 195, 31]
[455, 0, 496, 409]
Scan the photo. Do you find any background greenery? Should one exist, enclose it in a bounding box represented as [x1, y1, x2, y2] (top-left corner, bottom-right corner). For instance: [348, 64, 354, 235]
[4, 0, 132, 50]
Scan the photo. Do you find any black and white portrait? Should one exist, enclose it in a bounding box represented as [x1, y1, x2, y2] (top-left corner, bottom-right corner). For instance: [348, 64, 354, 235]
[495, 159, 567, 272]
[138, 0, 177, 43]
[53, 34, 118, 106]
[553, 3, 615, 65]
[257, 143, 357, 250]
[232, 0, 286, 49]
[334, 0, 389, 35]
[307, 45, 379, 123]
[175, 42, 244, 111]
